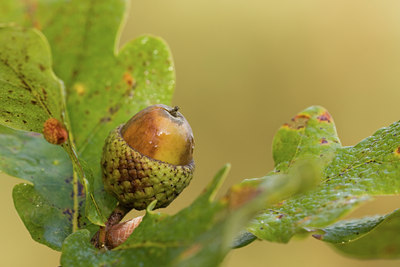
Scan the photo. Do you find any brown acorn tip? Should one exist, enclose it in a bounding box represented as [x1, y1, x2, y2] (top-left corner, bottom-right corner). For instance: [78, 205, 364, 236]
[43, 118, 68, 145]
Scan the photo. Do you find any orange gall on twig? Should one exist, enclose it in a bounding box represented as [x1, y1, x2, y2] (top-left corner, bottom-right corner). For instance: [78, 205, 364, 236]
[43, 118, 68, 145]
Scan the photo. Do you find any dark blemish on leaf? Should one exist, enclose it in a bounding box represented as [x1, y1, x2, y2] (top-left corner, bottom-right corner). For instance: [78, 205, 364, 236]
[85, 110, 90, 115]
[320, 138, 328, 144]
[72, 70, 78, 79]
[283, 114, 310, 130]
[100, 117, 111, 123]
[277, 214, 284, 219]
[23, 120, 27, 124]
[63, 208, 74, 221]
[5, 119, 10, 122]
[31, 100, 37, 105]
[65, 176, 72, 184]
[8, 90, 13, 93]
[25, 55, 29, 62]
[108, 105, 119, 115]
[317, 111, 332, 123]
[41, 88, 47, 100]
[38, 64, 45, 71]
[78, 181, 84, 197]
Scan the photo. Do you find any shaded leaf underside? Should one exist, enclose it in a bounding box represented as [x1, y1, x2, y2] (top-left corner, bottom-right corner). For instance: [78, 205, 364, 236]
[320, 209, 400, 259]
[0, 125, 96, 250]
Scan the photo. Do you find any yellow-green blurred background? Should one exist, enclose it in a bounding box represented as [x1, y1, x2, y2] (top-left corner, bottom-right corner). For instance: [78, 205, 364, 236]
[2, 0, 400, 266]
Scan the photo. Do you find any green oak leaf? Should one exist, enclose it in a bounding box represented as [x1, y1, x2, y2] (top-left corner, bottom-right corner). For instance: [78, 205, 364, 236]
[246, 106, 400, 243]
[0, 24, 104, 227]
[272, 105, 341, 172]
[0, 0, 175, 222]
[0, 25, 65, 132]
[61, 164, 309, 267]
[0, 125, 96, 250]
[315, 209, 400, 259]
[0, 0, 175, 225]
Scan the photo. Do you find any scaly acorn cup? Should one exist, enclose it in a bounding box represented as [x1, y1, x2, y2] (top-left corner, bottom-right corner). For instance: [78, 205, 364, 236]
[101, 104, 195, 211]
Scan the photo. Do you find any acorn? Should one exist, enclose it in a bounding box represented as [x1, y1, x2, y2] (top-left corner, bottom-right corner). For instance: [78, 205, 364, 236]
[101, 104, 195, 211]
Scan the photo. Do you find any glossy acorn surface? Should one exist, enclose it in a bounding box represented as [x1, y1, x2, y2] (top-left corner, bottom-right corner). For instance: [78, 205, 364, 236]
[101, 104, 195, 210]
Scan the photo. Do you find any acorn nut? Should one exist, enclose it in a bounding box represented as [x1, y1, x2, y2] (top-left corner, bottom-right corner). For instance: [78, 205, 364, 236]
[101, 104, 195, 210]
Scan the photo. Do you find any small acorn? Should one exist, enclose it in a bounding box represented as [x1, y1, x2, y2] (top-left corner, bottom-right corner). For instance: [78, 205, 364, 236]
[101, 104, 195, 210]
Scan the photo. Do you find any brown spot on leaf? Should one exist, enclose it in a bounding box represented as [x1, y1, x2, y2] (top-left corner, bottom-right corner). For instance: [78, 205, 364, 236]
[384, 244, 398, 254]
[38, 64, 45, 71]
[394, 146, 400, 157]
[31, 100, 37, 105]
[283, 114, 310, 130]
[320, 138, 328, 144]
[100, 117, 111, 123]
[123, 72, 136, 87]
[228, 185, 261, 209]
[317, 111, 332, 123]
[108, 105, 119, 115]
[41, 88, 47, 98]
